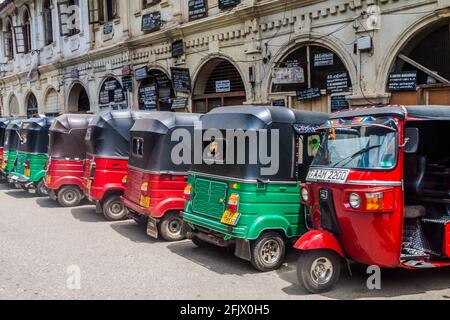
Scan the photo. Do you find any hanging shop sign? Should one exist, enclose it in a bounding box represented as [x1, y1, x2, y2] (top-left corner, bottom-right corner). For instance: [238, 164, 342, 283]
[272, 99, 286, 107]
[121, 76, 133, 92]
[135, 66, 149, 81]
[139, 84, 157, 110]
[327, 72, 349, 93]
[215, 80, 231, 93]
[171, 68, 192, 92]
[142, 12, 161, 32]
[103, 22, 113, 35]
[272, 67, 305, 84]
[172, 97, 188, 110]
[331, 95, 349, 113]
[155, 74, 171, 89]
[388, 71, 418, 91]
[314, 52, 334, 67]
[189, 0, 208, 21]
[297, 88, 322, 101]
[114, 89, 125, 103]
[104, 79, 118, 91]
[219, 0, 241, 10]
[172, 40, 185, 58]
[122, 65, 132, 76]
[99, 91, 110, 105]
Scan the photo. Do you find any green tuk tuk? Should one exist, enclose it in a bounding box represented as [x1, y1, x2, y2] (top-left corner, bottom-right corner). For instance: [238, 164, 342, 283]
[1, 119, 23, 181]
[182, 106, 328, 271]
[8, 117, 54, 196]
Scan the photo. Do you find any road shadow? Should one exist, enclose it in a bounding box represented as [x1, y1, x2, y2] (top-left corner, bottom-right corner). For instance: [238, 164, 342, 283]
[35, 197, 60, 209]
[167, 241, 259, 276]
[0, 183, 13, 190]
[4, 190, 39, 199]
[110, 221, 158, 244]
[71, 207, 105, 223]
[279, 256, 450, 299]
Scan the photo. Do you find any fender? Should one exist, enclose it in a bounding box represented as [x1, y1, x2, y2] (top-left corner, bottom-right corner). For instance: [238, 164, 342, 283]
[34, 170, 47, 182]
[247, 215, 292, 240]
[49, 176, 84, 191]
[294, 230, 345, 257]
[151, 197, 186, 219]
[97, 183, 125, 201]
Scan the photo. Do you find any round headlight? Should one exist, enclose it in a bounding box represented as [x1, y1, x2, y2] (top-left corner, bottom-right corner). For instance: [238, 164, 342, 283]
[349, 193, 362, 209]
[301, 188, 309, 202]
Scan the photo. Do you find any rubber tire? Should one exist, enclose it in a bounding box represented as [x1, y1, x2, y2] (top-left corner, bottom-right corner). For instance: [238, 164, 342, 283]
[102, 195, 129, 221]
[250, 231, 286, 272]
[191, 236, 212, 248]
[57, 186, 82, 208]
[297, 250, 342, 294]
[36, 180, 49, 197]
[159, 212, 187, 242]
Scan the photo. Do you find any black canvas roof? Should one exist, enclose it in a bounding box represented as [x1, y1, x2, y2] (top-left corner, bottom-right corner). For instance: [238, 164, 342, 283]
[51, 114, 95, 134]
[19, 117, 54, 154]
[22, 117, 55, 131]
[0, 118, 10, 129]
[330, 105, 450, 120]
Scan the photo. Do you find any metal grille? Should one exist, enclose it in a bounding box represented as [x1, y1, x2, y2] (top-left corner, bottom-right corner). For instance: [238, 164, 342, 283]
[204, 61, 245, 94]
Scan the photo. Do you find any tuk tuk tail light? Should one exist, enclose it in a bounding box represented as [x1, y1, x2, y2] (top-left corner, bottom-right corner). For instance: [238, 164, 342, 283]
[230, 183, 241, 190]
[227, 194, 240, 213]
[365, 192, 385, 211]
[122, 175, 128, 185]
[184, 185, 193, 200]
[24, 160, 30, 169]
[141, 182, 149, 193]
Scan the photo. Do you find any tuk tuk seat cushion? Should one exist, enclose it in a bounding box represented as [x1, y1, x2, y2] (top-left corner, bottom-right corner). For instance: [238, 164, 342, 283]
[404, 205, 426, 219]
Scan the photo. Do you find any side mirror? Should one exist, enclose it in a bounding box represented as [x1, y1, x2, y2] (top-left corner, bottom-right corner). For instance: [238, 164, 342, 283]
[403, 127, 419, 154]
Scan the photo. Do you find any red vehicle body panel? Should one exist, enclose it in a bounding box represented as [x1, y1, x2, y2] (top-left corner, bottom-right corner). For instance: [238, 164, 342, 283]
[45, 159, 85, 191]
[294, 230, 345, 257]
[0, 147, 3, 162]
[122, 166, 187, 219]
[444, 223, 450, 258]
[83, 155, 128, 202]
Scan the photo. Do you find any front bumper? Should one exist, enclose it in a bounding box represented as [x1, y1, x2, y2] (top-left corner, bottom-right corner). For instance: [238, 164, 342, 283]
[122, 197, 152, 217]
[8, 173, 34, 188]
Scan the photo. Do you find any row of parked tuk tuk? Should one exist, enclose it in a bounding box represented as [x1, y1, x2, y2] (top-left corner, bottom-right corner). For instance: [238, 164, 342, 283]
[0, 104, 449, 294]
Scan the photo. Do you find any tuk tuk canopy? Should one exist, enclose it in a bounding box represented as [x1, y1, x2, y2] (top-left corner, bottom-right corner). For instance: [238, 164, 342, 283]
[192, 106, 329, 181]
[4, 120, 23, 152]
[18, 118, 54, 154]
[86, 110, 156, 159]
[0, 118, 11, 148]
[129, 112, 201, 174]
[49, 114, 95, 159]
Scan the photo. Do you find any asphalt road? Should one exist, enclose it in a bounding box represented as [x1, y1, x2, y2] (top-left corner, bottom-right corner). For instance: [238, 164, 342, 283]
[1, 183, 450, 300]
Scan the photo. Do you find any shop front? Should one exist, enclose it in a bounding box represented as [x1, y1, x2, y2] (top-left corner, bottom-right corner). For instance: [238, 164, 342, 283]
[136, 67, 174, 111]
[98, 77, 127, 110]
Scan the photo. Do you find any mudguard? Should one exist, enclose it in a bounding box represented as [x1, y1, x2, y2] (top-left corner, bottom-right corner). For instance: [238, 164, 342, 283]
[49, 176, 84, 191]
[247, 215, 292, 240]
[294, 230, 345, 257]
[151, 197, 186, 219]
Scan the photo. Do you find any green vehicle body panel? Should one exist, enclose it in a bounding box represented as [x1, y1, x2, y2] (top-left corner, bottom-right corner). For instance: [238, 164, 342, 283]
[11, 152, 48, 183]
[183, 174, 305, 241]
[2, 150, 17, 175]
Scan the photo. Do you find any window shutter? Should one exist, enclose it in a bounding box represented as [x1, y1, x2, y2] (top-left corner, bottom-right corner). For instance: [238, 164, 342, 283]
[88, 0, 100, 24]
[3, 31, 13, 59]
[58, 1, 71, 36]
[13, 26, 26, 54]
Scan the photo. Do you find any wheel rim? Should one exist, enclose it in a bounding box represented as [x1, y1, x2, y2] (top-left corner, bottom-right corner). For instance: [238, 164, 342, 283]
[260, 239, 281, 265]
[168, 217, 182, 235]
[63, 190, 76, 203]
[109, 201, 125, 217]
[310, 257, 334, 285]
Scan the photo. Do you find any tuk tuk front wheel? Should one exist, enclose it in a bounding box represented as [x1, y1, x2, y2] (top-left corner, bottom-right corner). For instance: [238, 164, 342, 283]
[36, 180, 49, 197]
[159, 212, 187, 242]
[250, 232, 286, 272]
[57, 186, 82, 207]
[297, 250, 341, 294]
[102, 195, 129, 221]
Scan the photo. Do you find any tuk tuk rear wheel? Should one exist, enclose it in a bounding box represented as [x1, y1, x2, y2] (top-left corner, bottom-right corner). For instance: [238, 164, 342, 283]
[36, 180, 48, 197]
[102, 195, 128, 221]
[297, 250, 341, 294]
[250, 232, 286, 272]
[57, 186, 82, 207]
[159, 212, 187, 242]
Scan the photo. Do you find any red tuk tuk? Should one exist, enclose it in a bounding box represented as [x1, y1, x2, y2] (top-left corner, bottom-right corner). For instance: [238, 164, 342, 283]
[295, 105, 450, 293]
[122, 112, 201, 241]
[45, 114, 94, 207]
[83, 110, 154, 221]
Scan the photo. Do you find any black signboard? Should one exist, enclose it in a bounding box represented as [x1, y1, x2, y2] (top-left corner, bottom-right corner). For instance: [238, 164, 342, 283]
[142, 12, 161, 32]
[99, 91, 110, 105]
[103, 22, 113, 35]
[135, 67, 149, 81]
[122, 76, 133, 91]
[172, 40, 185, 58]
[189, 0, 208, 21]
[331, 95, 349, 113]
[297, 88, 321, 101]
[104, 80, 117, 91]
[272, 99, 286, 107]
[327, 72, 349, 94]
[314, 52, 334, 67]
[155, 75, 171, 89]
[219, 0, 241, 9]
[139, 84, 157, 110]
[172, 97, 188, 110]
[171, 68, 192, 93]
[114, 89, 125, 103]
[388, 71, 417, 92]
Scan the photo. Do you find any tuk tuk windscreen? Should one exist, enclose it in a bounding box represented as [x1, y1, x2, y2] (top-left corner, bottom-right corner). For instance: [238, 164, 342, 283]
[4, 129, 20, 151]
[49, 129, 89, 159]
[0, 128, 5, 148]
[18, 129, 50, 154]
[312, 117, 398, 170]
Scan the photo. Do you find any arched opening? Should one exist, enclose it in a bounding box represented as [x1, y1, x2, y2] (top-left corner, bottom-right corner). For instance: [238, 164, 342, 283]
[389, 20, 450, 105]
[25, 92, 38, 118]
[99, 77, 126, 110]
[44, 88, 61, 117]
[68, 83, 90, 113]
[192, 58, 246, 113]
[137, 69, 174, 111]
[270, 44, 352, 113]
[4, 17, 14, 60]
[43, 0, 54, 45]
[9, 95, 19, 117]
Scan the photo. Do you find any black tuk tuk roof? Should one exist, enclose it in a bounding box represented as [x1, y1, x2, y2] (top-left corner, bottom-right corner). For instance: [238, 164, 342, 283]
[6, 119, 23, 131]
[18, 117, 54, 154]
[49, 114, 95, 159]
[86, 110, 156, 158]
[0, 118, 10, 148]
[129, 112, 201, 173]
[201, 106, 328, 129]
[0, 118, 10, 129]
[330, 105, 450, 121]
[4, 119, 23, 151]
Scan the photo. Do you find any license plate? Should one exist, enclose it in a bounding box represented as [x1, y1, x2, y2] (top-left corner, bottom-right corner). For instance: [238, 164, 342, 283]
[140, 196, 151, 208]
[146, 217, 158, 239]
[307, 168, 350, 184]
[221, 210, 241, 226]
